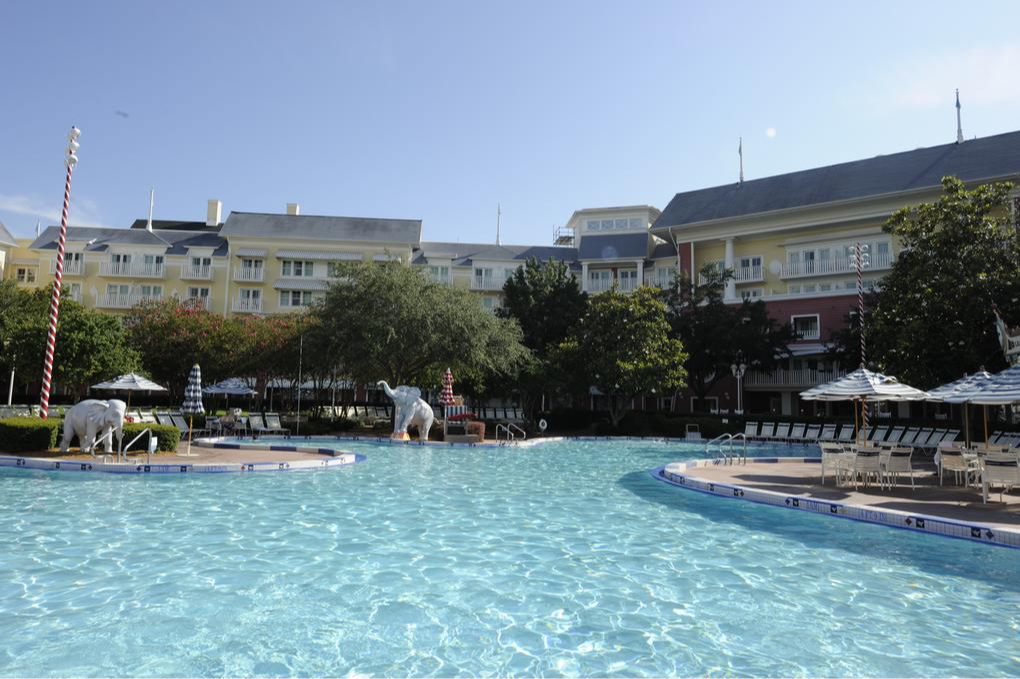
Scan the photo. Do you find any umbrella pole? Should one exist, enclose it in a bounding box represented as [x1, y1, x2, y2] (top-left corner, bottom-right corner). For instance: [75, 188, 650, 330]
[964, 404, 970, 448]
[187, 414, 194, 456]
[853, 398, 859, 442]
[983, 405, 989, 445]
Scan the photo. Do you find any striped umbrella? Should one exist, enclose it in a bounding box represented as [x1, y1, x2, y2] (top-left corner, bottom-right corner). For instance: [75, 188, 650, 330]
[926, 371, 995, 446]
[181, 364, 204, 457]
[800, 368, 929, 442]
[91, 372, 167, 410]
[964, 364, 1020, 406]
[440, 368, 456, 406]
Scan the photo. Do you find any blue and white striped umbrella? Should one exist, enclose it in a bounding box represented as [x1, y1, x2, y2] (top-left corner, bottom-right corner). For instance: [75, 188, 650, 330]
[182, 364, 205, 415]
[962, 364, 1020, 405]
[925, 371, 995, 403]
[800, 367, 929, 402]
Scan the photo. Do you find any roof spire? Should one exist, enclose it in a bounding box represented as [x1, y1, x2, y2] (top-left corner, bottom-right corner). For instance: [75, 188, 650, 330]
[738, 137, 744, 183]
[496, 203, 502, 246]
[35, 219, 40, 238]
[956, 89, 964, 144]
[146, 186, 154, 232]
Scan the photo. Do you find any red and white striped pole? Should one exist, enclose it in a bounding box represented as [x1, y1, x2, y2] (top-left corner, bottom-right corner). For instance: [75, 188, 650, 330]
[856, 241, 869, 439]
[39, 127, 80, 419]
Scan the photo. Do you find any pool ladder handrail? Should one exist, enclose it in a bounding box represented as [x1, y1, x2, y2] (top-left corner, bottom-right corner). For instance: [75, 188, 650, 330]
[495, 423, 527, 442]
[93, 427, 154, 464]
[705, 432, 747, 465]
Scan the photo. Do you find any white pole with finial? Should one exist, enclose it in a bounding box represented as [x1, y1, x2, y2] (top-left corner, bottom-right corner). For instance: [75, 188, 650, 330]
[956, 89, 964, 144]
[146, 186, 154, 232]
[496, 203, 502, 246]
[738, 137, 744, 183]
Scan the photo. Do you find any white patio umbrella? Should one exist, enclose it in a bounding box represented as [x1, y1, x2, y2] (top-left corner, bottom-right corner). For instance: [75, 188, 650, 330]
[203, 378, 256, 412]
[91, 372, 167, 409]
[964, 364, 1020, 405]
[800, 367, 929, 441]
[925, 371, 995, 445]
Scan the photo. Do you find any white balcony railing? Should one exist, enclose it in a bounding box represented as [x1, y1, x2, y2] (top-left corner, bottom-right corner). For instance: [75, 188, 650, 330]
[781, 252, 894, 279]
[471, 276, 506, 291]
[586, 277, 639, 293]
[698, 265, 764, 286]
[234, 267, 265, 283]
[184, 296, 212, 310]
[232, 297, 263, 313]
[744, 368, 847, 388]
[49, 260, 84, 276]
[181, 265, 213, 281]
[96, 293, 162, 309]
[99, 261, 165, 278]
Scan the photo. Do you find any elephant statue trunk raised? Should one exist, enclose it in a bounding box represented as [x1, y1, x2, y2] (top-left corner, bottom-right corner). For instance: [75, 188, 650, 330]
[377, 381, 435, 441]
[60, 399, 127, 456]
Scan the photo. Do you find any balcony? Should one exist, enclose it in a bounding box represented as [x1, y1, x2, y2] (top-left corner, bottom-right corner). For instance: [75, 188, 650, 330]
[586, 277, 639, 294]
[698, 265, 763, 286]
[96, 293, 162, 309]
[99, 261, 165, 279]
[234, 267, 265, 283]
[782, 252, 894, 279]
[184, 296, 212, 310]
[49, 260, 84, 276]
[181, 265, 213, 281]
[232, 297, 263, 313]
[471, 276, 506, 291]
[744, 368, 847, 388]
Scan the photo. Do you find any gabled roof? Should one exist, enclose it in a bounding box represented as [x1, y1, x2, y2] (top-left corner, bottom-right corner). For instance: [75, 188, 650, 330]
[655, 130, 1020, 230]
[129, 219, 221, 233]
[220, 212, 422, 244]
[29, 225, 227, 256]
[0, 221, 16, 248]
[414, 241, 578, 266]
[577, 233, 650, 260]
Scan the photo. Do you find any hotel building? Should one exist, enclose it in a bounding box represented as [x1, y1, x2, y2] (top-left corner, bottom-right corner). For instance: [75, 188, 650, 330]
[2, 130, 1018, 414]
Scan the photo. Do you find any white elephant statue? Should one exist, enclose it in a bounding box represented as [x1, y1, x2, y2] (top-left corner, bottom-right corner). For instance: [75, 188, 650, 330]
[377, 381, 434, 441]
[60, 399, 127, 456]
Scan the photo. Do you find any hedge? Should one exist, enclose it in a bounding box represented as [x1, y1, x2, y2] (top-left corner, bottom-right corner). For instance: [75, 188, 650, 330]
[0, 418, 180, 453]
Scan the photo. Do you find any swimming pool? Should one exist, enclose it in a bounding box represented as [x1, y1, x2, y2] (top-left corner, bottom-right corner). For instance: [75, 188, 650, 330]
[1, 438, 1018, 677]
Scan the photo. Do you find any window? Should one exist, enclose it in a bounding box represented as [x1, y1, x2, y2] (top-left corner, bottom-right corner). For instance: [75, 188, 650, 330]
[629, 217, 643, 229]
[140, 285, 162, 299]
[803, 283, 816, 293]
[67, 282, 81, 300]
[427, 265, 450, 282]
[63, 252, 82, 265]
[819, 282, 832, 292]
[107, 284, 129, 297]
[792, 314, 821, 340]
[653, 266, 675, 288]
[279, 290, 314, 307]
[240, 288, 261, 302]
[740, 288, 763, 300]
[142, 254, 164, 267]
[112, 253, 132, 265]
[481, 296, 496, 311]
[738, 255, 762, 269]
[600, 219, 613, 230]
[191, 256, 211, 268]
[788, 284, 801, 294]
[241, 258, 263, 270]
[188, 286, 210, 300]
[15, 268, 36, 283]
[282, 260, 314, 277]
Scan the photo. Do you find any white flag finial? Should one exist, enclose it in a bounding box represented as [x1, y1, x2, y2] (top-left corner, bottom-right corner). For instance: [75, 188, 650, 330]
[738, 137, 744, 184]
[496, 203, 502, 246]
[146, 186, 155, 231]
[956, 89, 964, 144]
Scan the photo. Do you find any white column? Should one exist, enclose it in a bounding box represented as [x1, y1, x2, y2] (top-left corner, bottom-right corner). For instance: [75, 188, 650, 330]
[581, 262, 589, 292]
[723, 238, 736, 301]
[635, 260, 644, 289]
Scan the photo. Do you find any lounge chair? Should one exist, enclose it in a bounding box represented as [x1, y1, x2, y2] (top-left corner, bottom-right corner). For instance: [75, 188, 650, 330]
[989, 431, 1005, 444]
[940, 429, 961, 445]
[898, 428, 919, 446]
[885, 426, 905, 444]
[138, 410, 157, 424]
[248, 413, 270, 436]
[154, 411, 175, 427]
[819, 424, 836, 441]
[983, 453, 1020, 502]
[169, 413, 209, 438]
[804, 424, 821, 443]
[685, 423, 702, 441]
[264, 413, 290, 435]
[868, 426, 888, 443]
[743, 421, 759, 438]
[788, 423, 806, 442]
[910, 428, 934, 448]
[836, 424, 855, 442]
[774, 423, 792, 442]
[757, 422, 775, 440]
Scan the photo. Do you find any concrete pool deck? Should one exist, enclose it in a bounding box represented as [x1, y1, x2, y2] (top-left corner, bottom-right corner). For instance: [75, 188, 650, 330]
[656, 458, 1020, 549]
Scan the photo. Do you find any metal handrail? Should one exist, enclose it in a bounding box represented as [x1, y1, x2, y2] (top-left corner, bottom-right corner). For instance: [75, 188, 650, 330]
[508, 423, 526, 440]
[705, 432, 748, 465]
[121, 427, 154, 464]
[495, 424, 513, 442]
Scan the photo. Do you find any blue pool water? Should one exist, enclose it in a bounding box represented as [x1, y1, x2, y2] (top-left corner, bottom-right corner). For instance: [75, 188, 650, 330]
[1, 438, 1019, 678]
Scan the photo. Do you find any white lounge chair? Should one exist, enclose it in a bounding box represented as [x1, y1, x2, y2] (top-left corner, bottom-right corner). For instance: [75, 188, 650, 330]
[868, 426, 889, 443]
[819, 424, 837, 441]
[757, 422, 775, 440]
[743, 422, 759, 438]
[885, 426, 905, 444]
[804, 424, 821, 442]
[264, 413, 290, 435]
[788, 423, 806, 442]
[774, 423, 791, 442]
[836, 424, 855, 442]
[898, 428, 920, 446]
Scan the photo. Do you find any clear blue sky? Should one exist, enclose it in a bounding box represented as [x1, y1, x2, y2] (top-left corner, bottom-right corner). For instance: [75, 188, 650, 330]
[3, 1, 1020, 243]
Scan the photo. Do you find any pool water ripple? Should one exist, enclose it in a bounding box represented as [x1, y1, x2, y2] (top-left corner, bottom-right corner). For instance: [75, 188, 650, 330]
[1, 439, 1019, 677]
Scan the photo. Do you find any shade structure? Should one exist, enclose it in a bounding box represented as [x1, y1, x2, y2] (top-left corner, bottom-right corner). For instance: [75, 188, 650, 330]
[799, 368, 929, 402]
[203, 378, 256, 396]
[925, 371, 996, 404]
[440, 368, 456, 406]
[180, 364, 204, 457]
[960, 364, 1020, 405]
[92, 373, 167, 393]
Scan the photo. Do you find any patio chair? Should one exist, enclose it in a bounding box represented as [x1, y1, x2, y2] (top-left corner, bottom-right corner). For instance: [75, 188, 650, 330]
[743, 421, 759, 438]
[248, 413, 270, 436]
[757, 422, 775, 440]
[788, 423, 806, 442]
[264, 413, 290, 435]
[983, 453, 1020, 502]
[819, 424, 836, 441]
[138, 410, 157, 424]
[867, 426, 888, 443]
[684, 423, 702, 441]
[880, 446, 915, 491]
[169, 413, 208, 438]
[898, 428, 920, 446]
[836, 424, 855, 442]
[938, 444, 980, 487]
[773, 422, 792, 442]
[819, 442, 847, 485]
[804, 424, 821, 442]
[154, 411, 174, 427]
[885, 426, 905, 444]
[851, 447, 883, 489]
[205, 416, 221, 435]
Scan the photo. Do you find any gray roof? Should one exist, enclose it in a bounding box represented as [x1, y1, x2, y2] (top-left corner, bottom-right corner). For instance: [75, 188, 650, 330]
[29, 225, 227, 256]
[655, 130, 1020, 230]
[129, 219, 221, 233]
[414, 241, 578, 267]
[577, 233, 650, 261]
[221, 212, 422, 244]
[0, 221, 17, 247]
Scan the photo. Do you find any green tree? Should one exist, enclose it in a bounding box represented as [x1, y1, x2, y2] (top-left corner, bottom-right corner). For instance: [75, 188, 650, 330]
[660, 265, 794, 411]
[315, 262, 530, 393]
[862, 176, 1020, 387]
[498, 258, 588, 419]
[556, 287, 687, 427]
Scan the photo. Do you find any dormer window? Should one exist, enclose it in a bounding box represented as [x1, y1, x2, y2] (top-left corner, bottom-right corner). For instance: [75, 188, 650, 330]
[585, 217, 646, 232]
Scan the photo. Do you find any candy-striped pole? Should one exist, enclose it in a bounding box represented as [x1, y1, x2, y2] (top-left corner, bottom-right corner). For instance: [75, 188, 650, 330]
[39, 127, 80, 419]
[856, 241, 868, 439]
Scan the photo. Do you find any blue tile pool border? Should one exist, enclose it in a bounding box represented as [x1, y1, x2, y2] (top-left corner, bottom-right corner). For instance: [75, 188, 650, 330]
[0, 452, 364, 475]
[651, 458, 1020, 550]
